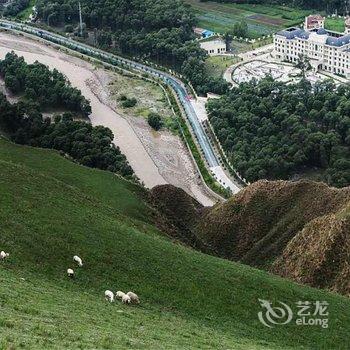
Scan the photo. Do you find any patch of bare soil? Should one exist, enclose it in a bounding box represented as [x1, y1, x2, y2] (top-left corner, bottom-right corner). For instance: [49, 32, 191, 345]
[87, 69, 215, 206]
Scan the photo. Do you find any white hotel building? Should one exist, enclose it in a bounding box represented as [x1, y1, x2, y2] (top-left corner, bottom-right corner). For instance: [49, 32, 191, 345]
[273, 15, 350, 79]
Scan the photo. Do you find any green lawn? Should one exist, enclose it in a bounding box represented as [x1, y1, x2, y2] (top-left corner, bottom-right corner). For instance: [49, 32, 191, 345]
[205, 55, 241, 79]
[0, 137, 349, 348]
[325, 17, 346, 33]
[185, 0, 311, 37]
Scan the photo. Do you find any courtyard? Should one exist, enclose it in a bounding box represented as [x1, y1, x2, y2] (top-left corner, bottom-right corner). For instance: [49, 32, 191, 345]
[232, 60, 328, 85]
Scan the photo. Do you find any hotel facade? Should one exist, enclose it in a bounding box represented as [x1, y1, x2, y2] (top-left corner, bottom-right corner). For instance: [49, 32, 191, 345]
[273, 15, 350, 79]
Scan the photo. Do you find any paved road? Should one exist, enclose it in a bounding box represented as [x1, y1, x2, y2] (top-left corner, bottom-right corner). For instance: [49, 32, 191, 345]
[0, 19, 241, 193]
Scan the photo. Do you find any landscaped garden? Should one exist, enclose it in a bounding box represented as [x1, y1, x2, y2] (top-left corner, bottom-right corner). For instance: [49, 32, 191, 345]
[324, 17, 346, 32]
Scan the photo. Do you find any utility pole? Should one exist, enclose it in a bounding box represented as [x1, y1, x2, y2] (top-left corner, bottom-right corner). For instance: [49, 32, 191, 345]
[344, 0, 348, 16]
[78, 2, 83, 37]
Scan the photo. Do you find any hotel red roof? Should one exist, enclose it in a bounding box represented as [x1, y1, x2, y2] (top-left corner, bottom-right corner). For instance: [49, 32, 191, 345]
[306, 14, 324, 25]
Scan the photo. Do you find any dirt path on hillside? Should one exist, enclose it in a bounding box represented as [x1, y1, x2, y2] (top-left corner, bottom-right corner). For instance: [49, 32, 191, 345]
[0, 31, 215, 206]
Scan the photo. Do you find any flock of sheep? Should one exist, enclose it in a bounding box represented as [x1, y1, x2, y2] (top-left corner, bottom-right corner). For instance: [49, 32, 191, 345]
[1, 251, 140, 306]
[67, 255, 140, 306]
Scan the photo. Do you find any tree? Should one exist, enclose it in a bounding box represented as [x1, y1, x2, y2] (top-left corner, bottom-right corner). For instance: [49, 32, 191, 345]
[4, 74, 20, 94]
[121, 97, 137, 108]
[232, 20, 248, 38]
[296, 54, 312, 77]
[147, 113, 163, 131]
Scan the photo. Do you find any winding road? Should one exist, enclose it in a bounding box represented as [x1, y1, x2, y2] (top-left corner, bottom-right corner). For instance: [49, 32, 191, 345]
[0, 19, 241, 195]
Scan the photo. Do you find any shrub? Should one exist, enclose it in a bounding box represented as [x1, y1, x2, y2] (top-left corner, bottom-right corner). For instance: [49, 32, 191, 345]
[121, 97, 137, 108]
[147, 113, 163, 131]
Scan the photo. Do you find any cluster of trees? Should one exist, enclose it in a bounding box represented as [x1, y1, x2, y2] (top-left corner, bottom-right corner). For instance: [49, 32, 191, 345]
[35, 0, 229, 95]
[3, 0, 29, 17]
[0, 95, 134, 178]
[0, 52, 91, 116]
[207, 77, 350, 187]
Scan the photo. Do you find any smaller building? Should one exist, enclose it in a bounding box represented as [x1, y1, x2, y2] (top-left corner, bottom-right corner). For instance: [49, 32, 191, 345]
[200, 37, 226, 55]
[194, 27, 205, 36]
[202, 30, 214, 38]
[304, 14, 325, 31]
[193, 27, 215, 39]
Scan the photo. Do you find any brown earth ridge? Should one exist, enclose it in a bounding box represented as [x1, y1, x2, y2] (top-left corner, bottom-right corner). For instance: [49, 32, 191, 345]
[151, 180, 350, 296]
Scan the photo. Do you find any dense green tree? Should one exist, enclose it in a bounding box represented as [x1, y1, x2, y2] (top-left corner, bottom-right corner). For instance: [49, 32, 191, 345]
[207, 77, 350, 187]
[232, 20, 248, 38]
[0, 95, 134, 179]
[3, 0, 29, 16]
[121, 97, 137, 108]
[147, 112, 163, 130]
[296, 54, 312, 78]
[0, 52, 91, 116]
[35, 0, 229, 95]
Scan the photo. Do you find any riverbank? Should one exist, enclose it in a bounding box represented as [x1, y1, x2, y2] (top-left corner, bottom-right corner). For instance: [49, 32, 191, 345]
[0, 31, 215, 206]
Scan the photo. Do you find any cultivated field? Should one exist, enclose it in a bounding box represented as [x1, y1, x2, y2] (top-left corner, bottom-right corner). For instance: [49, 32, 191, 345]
[185, 0, 311, 37]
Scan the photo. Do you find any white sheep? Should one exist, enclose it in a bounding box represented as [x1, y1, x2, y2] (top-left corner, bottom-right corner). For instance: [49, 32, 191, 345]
[127, 291, 140, 304]
[122, 294, 131, 304]
[105, 290, 114, 303]
[116, 291, 125, 299]
[73, 255, 83, 267]
[0, 251, 9, 260]
[67, 268, 74, 278]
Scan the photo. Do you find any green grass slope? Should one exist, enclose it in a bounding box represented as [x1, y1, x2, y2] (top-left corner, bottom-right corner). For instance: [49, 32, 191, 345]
[0, 138, 349, 349]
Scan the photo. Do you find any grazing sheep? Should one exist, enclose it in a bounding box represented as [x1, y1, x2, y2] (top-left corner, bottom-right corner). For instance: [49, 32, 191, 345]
[122, 294, 131, 304]
[67, 268, 74, 278]
[105, 290, 114, 303]
[0, 251, 9, 260]
[116, 291, 125, 299]
[127, 291, 140, 304]
[73, 255, 83, 267]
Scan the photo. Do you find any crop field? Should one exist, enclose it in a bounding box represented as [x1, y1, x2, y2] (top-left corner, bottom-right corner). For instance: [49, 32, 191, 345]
[185, 0, 311, 37]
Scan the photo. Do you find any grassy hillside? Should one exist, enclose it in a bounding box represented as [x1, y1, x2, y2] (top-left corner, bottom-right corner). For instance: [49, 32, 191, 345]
[0, 137, 350, 349]
[273, 202, 350, 295]
[195, 180, 350, 267]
